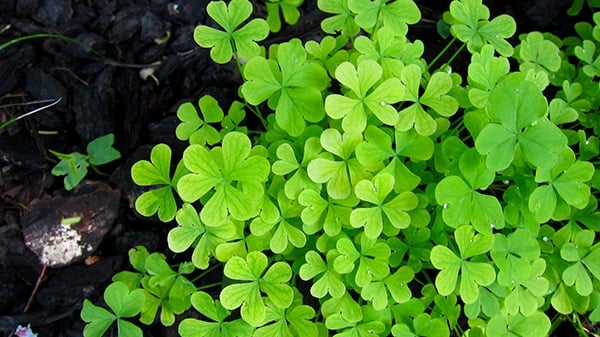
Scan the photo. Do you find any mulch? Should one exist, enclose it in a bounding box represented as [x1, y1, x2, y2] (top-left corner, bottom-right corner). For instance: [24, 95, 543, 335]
[0, 0, 584, 336]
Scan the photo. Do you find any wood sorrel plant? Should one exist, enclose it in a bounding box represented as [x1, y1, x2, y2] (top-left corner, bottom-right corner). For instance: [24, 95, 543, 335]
[82, 0, 600, 336]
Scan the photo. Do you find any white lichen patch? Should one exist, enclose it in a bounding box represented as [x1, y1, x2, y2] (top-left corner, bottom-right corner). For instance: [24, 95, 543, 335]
[32, 223, 86, 267]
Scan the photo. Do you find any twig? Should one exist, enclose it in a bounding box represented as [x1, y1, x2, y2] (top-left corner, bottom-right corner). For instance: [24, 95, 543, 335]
[23, 264, 47, 313]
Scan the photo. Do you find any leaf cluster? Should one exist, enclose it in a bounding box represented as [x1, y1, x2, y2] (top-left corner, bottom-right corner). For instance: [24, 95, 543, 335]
[83, 0, 600, 336]
[51, 133, 121, 190]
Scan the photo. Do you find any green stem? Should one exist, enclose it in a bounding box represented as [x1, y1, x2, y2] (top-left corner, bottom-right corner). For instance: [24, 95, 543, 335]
[549, 314, 566, 336]
[0, 32, 160, 69]
[571, 313, 589, 337]
[0, 33, 104, 59]
[246, 103, 269, 130]
[191, 263, 222, 283]
[231, 41, 269, 130]
[427, 37, 457, 71]
[443, 43, 467, 68]
[197, 282, 223, 291]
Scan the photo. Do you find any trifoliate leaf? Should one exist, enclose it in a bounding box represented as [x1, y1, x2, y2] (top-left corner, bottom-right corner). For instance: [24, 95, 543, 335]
[435, 175, 504, 233]
[517, 32, 561, 74]
[325, 60, 403, 133]
[50, 151, 89, 191]
[350, 174, 418, 238]
[396, 64, 458, 136]
[265, 0, 303, 33]
[431, 225, 495, 303]
[176, 96, 224, 145]
[132, 144, 185, 222]
[475, 74, 567, 171]
[241, 41, 330, 136]
[221, 251, 293, 326]
[298, 188, 357, 236]
[307, 129, 369, 200]
[487, 312, 551, 337]
[467, 45, 510, 108]
[194, 0, 269, 64]
[446, 0, 516, 56]
[179, 292, 253, 337]
[347, 0, 420, 36]
[178, 132, 270, 225]
[299, 250, 346, 298]
[318, 0, 360, 36]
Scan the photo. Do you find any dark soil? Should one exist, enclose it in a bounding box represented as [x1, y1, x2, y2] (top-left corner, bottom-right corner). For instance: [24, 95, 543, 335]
[0, 0, 591, 336]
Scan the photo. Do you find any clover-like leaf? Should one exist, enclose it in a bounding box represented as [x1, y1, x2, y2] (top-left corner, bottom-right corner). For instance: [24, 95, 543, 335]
[503, 258, 549, 316]
[347, 0, 420, 36]
[486, 312, 551, 337]
[326, 60, 404, 133]
[179, 291, 254, 337]
[221, 101, 248, 135]
[132, 144, 187, 222]
[353, 235, 391, 287]
[272, 137, 322, 199]
[350, 173, 418, 239]
[561, 230, 600, 296]
[355, 126, 433, 192]
[467, 45, 510, 108]
[435, 175, 504, 234]
[516, 32, 561, 74]
[355, 28, 409, 78]
[81, 282, 145, 337]
[178, 132, 270, 225]
[50, 151, 89, 191]
[194, 0, 269, 64]
[298, 188, 357, 236]
[250, 191, 306, 253]
[430, 225, 495, 304]
[305, 35, 350, 75]
[241, 41, 330, 136]
[491, 229, 541, 288]
[528, 147, 594, 222]
[307, 128, 370, 200]
[396, 64, 458, 136]
[265, 0, 303, 33]
[299, 250, 346, 298]
[168, 203, 238, 269]
[141, 254, 196, 326]
[220, 251, 294, 326]
[255, 294, 319, 337]
[176, 96, 224, 146]
[475, 74, 567, 171]
[318, 0, 360, 36]
[87, 133, 121, 166]
[360, 266, 414, 310]
[446, 0, 516, 56]
[574, 39, 600, 77]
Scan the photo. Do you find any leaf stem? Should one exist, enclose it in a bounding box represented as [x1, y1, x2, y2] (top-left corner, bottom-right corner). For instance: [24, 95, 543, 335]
[428, 37, 457, 71]
[571, 313, 590, 337]
[444, 43, 467, 68]
[191, 263, 221, 283]
[231, 42, 269, 130]
[549, 313, 566, 336]
[197, 282, 222, 291]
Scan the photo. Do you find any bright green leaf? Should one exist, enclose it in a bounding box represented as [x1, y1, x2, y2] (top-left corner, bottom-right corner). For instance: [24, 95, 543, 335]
[194, 0, 269, 64]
